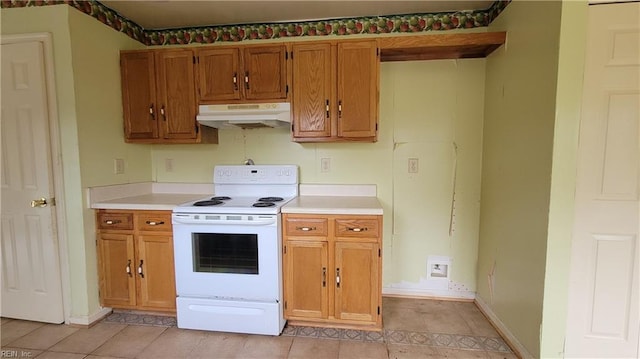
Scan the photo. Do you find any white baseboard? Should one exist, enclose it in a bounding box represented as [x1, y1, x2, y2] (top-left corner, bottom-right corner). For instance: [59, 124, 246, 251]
[474, 296, 534, 359]
[67, 307, 112, 327]
[382, 286, 475, 300]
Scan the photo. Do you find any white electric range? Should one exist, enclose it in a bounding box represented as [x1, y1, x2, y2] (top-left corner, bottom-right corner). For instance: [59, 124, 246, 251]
[172, 165, 298, 335]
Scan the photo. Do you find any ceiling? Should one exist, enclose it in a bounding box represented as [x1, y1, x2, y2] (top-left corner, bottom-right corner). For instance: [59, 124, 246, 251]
[100, 1, 495, 30]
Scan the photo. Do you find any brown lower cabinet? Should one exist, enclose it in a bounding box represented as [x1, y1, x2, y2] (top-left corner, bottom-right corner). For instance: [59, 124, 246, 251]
[283, 213, 382, 330]
[96, 210, 176, 312]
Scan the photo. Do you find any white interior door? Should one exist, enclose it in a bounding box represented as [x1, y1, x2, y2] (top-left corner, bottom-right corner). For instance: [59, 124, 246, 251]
[565, 2, 640, 358]
[1, 38, 64, 323]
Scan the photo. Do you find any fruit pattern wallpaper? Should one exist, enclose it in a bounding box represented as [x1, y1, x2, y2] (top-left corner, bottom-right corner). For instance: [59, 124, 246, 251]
[1, 0, 511, 46]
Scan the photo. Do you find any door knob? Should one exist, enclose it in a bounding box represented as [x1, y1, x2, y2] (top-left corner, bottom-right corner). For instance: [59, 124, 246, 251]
[30, 197, 47, 208]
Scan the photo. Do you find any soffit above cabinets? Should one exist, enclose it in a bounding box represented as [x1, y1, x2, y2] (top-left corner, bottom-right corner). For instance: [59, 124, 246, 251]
[100, 1, 495, 30]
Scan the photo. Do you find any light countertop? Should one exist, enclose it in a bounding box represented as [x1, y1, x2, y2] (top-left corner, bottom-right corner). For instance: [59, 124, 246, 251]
[282, 196, 383, 215]
[91, 193, 207, 211]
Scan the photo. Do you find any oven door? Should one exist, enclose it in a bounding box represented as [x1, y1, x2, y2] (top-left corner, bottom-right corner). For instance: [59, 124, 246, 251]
[172, 213, 281, 302]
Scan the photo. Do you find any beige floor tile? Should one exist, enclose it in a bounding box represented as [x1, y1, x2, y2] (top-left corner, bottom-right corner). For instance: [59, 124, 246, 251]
[91, 325, 166, 358]
[338, 340, 388, 359]
[34, 351, 86, 359]
[48, 322, 126, 354]
[437, 348, 490, 358]
[185, 331, 249, 359]
[388, 343, 441, 359]
[0, 347, 42, 358]
[7, 323, 78, 350]
[454, 302, 501, 337]
[1, 320, 46, 345]
[234, 334, 293, 359]
[137, 327, 208, 359]
[288, 337, 340, 359]
[382, 306, 428, 332]
[486, 351, 519, 359]
[1, 317, 14, 325]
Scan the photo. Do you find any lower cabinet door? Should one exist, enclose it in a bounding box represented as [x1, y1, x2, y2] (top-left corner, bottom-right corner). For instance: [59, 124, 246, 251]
[98, 233, 136, 307]
[334, 241, 379, 323]
[136, 234, 176, 310]
[284, 241, 329, 319]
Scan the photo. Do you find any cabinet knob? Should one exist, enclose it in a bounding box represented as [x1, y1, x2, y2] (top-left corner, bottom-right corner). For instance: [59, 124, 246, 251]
[233, 72, 238, 90]
[296, 226, 316, 232]
[104, 219, 122, 225]
[138, 260, 144, 278]
[145, 220, 165, 226]
[347, 227, 367, 232]
[336, 268, 340, 288]
[126, 259, 132, 277]
[244, 71, 250, 89]
[149, 104, 155, 120]
[322, 267, 326, 287]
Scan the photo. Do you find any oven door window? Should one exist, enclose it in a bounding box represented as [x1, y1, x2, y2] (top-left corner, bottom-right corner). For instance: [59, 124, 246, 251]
[192, 233, 258, 274]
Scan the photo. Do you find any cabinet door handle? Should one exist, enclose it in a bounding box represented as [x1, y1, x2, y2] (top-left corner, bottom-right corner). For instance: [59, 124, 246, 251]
[322, 267, 326, 287]
[126, 259, 132, 277]
[233, 72, 238, 90]
[347, 227, 367, 232]
[336, 268, 340, 288]
[145, 220, 165, 226]
[325, 99, 330, 118]
[296, 226, 316, 232]
[338, 100, 342, 118]
[104, 219, 122, 225]
[149, 104, 155, 120]
[244, 71, 250, 89]
[138, 260, 144, 278]
[160, 106, 166, 121]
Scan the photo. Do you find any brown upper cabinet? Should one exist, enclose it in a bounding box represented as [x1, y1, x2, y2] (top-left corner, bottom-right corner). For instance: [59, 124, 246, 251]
[196, 44, 288, 103]
[120, 49, 217, 144]
[291, 40, 379, 142]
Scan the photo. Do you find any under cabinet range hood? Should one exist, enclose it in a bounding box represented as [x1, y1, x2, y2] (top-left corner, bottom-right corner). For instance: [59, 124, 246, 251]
[197, 103, 291, 129]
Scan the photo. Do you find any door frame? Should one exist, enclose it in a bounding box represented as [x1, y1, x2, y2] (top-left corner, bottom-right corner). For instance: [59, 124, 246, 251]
[1, 32, 71, 323]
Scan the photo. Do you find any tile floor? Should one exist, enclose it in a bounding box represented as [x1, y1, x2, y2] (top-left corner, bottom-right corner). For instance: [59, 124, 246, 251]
[1, 297, 518, 358]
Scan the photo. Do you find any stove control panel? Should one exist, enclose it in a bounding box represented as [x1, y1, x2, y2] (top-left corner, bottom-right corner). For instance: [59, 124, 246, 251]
[214, 165, 298, 185]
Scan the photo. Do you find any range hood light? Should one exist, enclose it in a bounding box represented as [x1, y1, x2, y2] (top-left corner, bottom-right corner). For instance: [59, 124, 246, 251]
[197, 103, 291, 129]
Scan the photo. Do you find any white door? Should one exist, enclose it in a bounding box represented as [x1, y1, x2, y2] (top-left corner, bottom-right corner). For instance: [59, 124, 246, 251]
[1, 38, 65, 323]
[565, 2, 640, 358]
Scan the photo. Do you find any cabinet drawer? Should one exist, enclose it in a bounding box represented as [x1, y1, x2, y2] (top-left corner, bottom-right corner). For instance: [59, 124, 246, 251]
[335, 218, 380, 238]
[285, 217, 328, 237]
[98, 212, 134, 230]
[137, 212, 172, 232]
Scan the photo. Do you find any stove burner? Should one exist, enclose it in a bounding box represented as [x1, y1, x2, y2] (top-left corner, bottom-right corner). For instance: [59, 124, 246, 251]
[252, 202, 276, 207]
[193, 199, 224, 206]
[210, 196, 231, 201]
[258, 197, 284, 202]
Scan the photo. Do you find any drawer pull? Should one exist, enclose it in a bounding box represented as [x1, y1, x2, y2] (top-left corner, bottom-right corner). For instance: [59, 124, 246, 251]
[336, 268, 340, 288]
[347, 227, 367, 232]
[322, 267, 326, 287]
[126, 259, 132, 277]
[145, 220, 165, 226]
[296, 226, 316, 232]
[138, 260, 144, 278]
[104, 219, 122, 225]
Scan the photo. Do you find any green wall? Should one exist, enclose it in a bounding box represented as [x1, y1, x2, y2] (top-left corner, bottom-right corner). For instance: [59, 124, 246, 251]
[477, 1, 562, 357]
[1, 5, 149, 320]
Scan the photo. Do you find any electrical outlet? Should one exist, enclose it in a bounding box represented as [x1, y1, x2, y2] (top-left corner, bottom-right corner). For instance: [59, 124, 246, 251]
[165, 158, 174, 172]
[408, 158, 419, 173]
[114, 158, 125, 174]
[321, 158, 331, 173]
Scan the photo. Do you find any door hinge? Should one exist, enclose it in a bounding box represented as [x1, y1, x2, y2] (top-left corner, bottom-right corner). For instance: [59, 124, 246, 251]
[291, 124, 294, 132]
[285, 52, 288, 60]
[284, 301, 287, 310]
[290, 51, 293, 60]
[195, 124, 199, 134]
[283, 245, 287, 254]
[378, 306, 380, 315]
[286, 85, 289, 94]
[376, 48, 379, 57]
[375, 123, 378, 132]
[378, 248, 381, 257]
[193, 56, 196, 64]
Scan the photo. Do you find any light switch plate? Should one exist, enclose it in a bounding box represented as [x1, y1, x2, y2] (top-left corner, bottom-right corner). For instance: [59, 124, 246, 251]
[114, 158, 125, 174]
[408, 158, 419, 173]
[321, 158, 331, 173]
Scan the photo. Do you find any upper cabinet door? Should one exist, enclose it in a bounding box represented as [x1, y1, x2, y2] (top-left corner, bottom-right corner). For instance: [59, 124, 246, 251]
[337, 41, 378, 139]
[291, 42, 332, 138]
[197, 48, 242, 102]
[121, 52, 158, 140]
[243, 45, 288, 100]
[155, 49, 198, 140]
